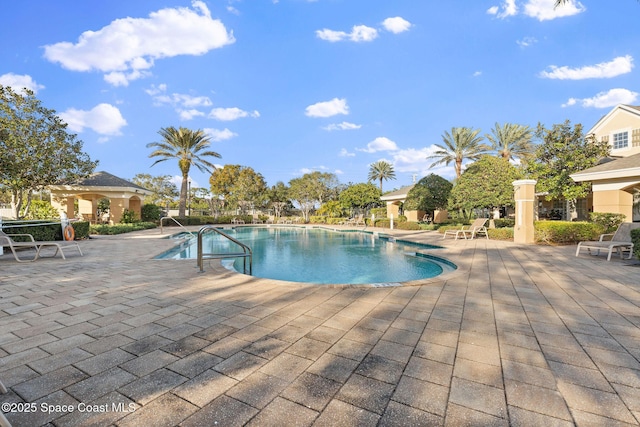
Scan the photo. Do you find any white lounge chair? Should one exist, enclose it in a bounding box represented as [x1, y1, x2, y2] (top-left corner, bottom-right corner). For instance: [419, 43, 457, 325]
[0, 230, 83, 263]
[576, 222, 640, 261]
[443, 218, 489, 240]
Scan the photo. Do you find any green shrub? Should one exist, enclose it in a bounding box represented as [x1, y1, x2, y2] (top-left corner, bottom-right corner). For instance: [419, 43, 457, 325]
[487, 227, 514, 240]
[23, 200, 60, 220]
[0, 220, 90, 241]
[120, 209, 138, 224]
[534, 221, 602, 245]
[632, 229, 640, 260]
[493, 219, 515, 228]
[71, 221, 90, 240]
[141, 204, 163, 222]
[371, 207, 386, 217]
[589, 212, 626, 233]
[395, 221, 421, 230]
[90, 222, 157, 235]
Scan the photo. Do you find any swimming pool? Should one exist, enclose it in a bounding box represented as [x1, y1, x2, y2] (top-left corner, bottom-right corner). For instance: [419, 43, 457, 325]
[158, 227, 456, 285]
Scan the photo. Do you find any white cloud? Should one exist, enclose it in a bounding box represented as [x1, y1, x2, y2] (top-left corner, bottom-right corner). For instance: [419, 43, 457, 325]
[339, 148, 355, 157]
[208, 107, 260, 121]
[43, 1, 235, 86]
[562, 88, 639, 108]
[316, 25, 378, 42]
[487, 0, 517, 18]
[540, 55, 634, 80]
[392, 146, 456, 179]
[204, 127, 238, 141]
[516, 36, 538, 48]
[0, 73, 45, 93]
[305, 98, 349, 118]
[523, 0, 585, 21]
[488, 0, 585, 21]
[358, 137, 398, 153]
[473, 71, 482, 77]
[382, 17, 412, 34]
[59, 103, 127, 135]
[323, 121, 361, 131]
[178, 109, 206, 121]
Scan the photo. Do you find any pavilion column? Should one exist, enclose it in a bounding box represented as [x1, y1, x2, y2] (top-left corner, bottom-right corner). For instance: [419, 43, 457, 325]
[513, 179, 537, 244]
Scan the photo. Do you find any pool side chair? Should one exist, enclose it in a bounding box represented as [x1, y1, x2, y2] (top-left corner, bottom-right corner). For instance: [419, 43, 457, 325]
[443, 218, 489, 240]
[576, 222, 640, 261]
[0, 230, 83, 263]
[346, 214, 364, 226]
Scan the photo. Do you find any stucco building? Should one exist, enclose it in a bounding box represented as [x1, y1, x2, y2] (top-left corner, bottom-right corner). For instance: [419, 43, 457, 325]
[571, 104, 640, 222]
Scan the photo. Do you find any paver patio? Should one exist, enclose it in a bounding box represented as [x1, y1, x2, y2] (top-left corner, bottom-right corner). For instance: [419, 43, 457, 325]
[1, 225, 639, 426]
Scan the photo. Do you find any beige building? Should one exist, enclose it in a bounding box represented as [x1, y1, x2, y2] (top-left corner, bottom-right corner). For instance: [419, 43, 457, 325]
[49, 171, 151, 224]
[380, 184, 448, 223]
[571, 104, 640, 222]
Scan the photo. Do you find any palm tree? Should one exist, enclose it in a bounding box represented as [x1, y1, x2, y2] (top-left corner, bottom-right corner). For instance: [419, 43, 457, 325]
[485, 122, 535, 164]
[147, 127, 221, 217]
[368, 160, 396, 192]
[427, 127, 488, 178]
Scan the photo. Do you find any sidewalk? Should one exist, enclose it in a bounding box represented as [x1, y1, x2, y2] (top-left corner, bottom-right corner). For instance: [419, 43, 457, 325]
[1, 226, 639, 426]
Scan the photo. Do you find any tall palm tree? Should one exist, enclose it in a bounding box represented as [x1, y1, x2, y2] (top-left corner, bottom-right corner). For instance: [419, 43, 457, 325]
[147, 127, 221, 217]
[368, 160, 396, 192]
[427, 127, 488, 178]
[485, 122, 535, 163]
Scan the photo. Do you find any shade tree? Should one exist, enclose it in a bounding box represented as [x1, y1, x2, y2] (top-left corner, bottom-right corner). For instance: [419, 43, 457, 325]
[404, 174, 453, 219]
[0, 85, 97, 219]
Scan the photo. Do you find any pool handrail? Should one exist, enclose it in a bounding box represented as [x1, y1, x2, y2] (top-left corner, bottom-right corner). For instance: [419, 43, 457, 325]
[160, 216, 196, 237]
[197, 225, 253, 275]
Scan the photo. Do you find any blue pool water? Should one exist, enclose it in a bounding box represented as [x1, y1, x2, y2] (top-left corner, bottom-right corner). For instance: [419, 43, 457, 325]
[158, 227, 456, 285]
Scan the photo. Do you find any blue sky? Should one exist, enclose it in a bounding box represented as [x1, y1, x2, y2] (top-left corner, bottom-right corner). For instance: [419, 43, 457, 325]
[2, 0, 638, 191]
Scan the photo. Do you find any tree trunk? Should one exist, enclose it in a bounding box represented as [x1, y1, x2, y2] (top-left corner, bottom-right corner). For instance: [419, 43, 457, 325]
[178, 174, 188, 217]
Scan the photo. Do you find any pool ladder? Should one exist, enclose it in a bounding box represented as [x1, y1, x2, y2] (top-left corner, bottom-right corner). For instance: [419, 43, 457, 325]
[197, 225, 253, 275]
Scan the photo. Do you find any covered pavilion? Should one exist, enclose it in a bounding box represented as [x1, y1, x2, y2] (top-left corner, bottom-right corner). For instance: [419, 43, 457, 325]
[48, 171, 151, 224]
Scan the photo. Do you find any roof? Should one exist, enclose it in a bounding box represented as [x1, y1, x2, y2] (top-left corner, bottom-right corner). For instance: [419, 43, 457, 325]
[571, 152, 640, 182]
[72, 171, 149, 191]
[380, 184, 415, 201]
[587, 104, 640, 135]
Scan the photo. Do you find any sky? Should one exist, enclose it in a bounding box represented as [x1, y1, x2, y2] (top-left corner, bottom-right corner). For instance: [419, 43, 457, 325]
[2, 0, 639, 192]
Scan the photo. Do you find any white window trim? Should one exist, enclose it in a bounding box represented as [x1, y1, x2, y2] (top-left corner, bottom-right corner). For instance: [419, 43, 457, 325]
[611, 128, 631, 152]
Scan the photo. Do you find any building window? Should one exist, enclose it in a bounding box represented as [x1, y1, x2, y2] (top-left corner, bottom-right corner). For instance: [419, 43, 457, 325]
[613, 132, 628, 149]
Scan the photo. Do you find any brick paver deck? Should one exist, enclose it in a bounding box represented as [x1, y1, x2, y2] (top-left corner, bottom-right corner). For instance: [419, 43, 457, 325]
[1, 226, 639, 426]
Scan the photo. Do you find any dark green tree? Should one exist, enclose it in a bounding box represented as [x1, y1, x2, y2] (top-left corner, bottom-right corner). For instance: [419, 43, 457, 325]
[404, 174, 453, 218]
[0, 85, 98, 219]
[147, 127, 221, 217]
[338, 182, 382, 214]
[449, 155, 522, 217]
[526, 120, 609, 220]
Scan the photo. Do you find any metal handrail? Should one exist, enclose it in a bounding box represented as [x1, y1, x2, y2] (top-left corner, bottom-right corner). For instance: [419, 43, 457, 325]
[160, 216, 195, 237]
[197, 225, 252, 274]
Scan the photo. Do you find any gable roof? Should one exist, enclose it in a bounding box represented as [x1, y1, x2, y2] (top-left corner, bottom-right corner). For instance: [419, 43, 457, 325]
[587, 104, 640, 135]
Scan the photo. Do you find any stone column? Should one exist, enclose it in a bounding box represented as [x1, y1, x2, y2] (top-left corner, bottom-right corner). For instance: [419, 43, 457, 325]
[513, 179, 537, 244]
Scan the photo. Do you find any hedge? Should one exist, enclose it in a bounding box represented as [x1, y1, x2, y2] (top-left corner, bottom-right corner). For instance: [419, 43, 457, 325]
[1, 220, 90, 241]
[90, 222, 157, 235]
[534, 221, 602, 245]
[632, 229, 640, 260]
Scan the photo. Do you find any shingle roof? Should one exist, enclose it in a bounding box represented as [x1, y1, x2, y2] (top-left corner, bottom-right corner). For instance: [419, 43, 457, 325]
[72, 171, 149, 191]
[380, 184, 415, 200]
[573, 153, 640, 175]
